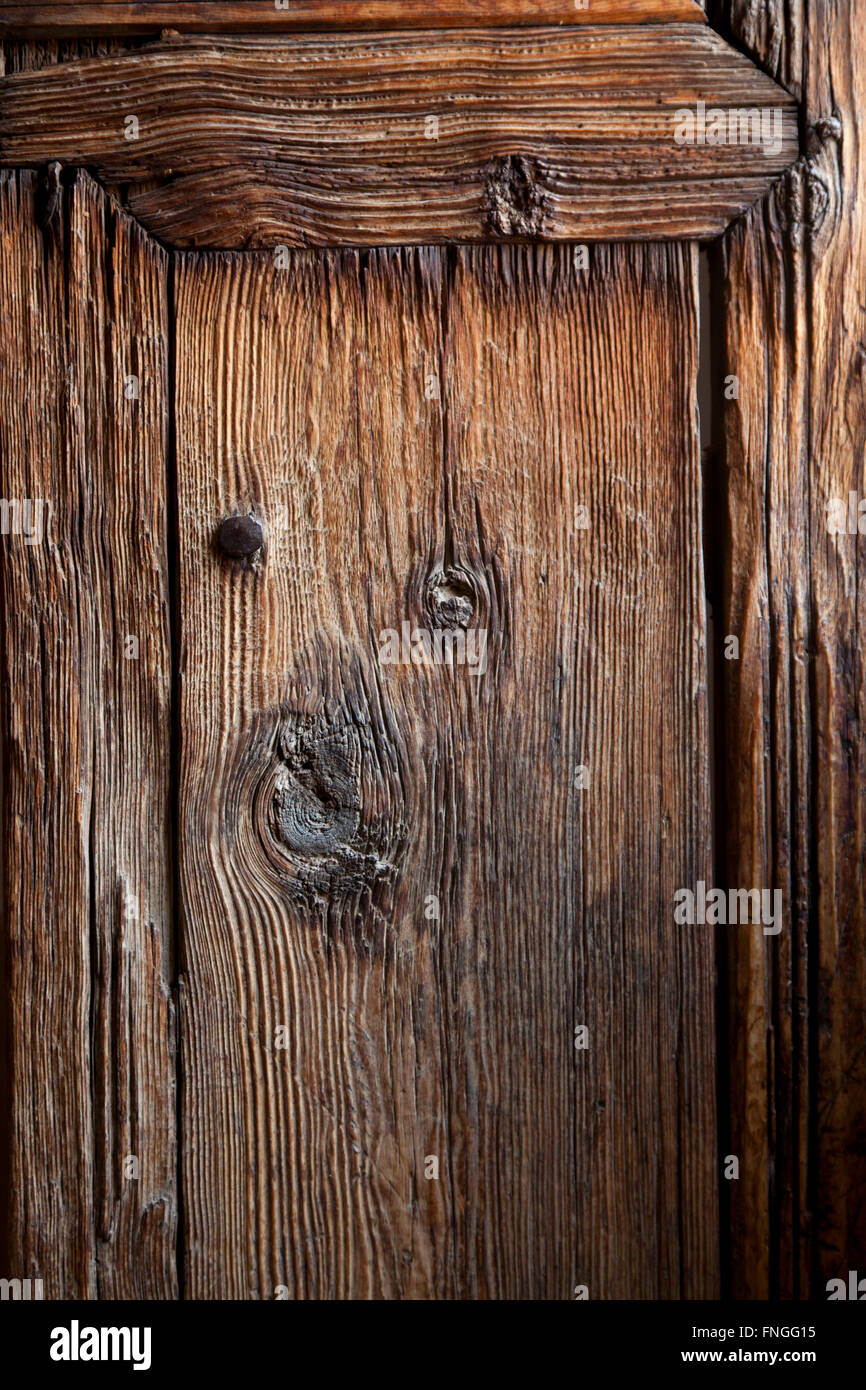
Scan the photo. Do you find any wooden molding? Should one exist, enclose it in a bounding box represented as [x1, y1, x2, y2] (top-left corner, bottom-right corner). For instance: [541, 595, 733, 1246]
[0, 1, 708, 39]
[0, 25, 797, 248]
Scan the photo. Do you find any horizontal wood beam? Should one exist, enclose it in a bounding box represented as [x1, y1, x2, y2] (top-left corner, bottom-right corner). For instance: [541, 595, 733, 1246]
[0, 26, 798, 248]
[0, 1, 707, 39]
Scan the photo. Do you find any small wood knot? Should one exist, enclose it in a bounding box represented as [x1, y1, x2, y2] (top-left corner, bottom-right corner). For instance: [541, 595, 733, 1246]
[484, 154, 549, 238]
[814, 114, 842, 144]
[426, 570, 476, 630]
[216, 513, 263, 560]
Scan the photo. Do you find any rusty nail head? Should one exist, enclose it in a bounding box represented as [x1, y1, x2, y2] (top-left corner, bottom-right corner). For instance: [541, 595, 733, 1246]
[216, 514, 264, 559]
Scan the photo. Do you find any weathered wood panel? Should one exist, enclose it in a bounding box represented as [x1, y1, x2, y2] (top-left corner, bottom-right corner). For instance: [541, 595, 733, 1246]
[174, 240, 717, 1299]
[0, 27, 797, 248]
[804, 0, 866, 1299]
[0, 33, 143, 73]
[0, 0, 707, 39]
[713, 0, 866, 1298]
[716, 162, 810, 1302]
[0, 167, 177, 1298]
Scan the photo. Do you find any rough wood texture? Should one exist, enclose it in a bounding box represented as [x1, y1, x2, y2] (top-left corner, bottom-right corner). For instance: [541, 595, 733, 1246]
[0, 167, 177, 1298]
[174, 240, 717, 1299]
[0, 26, 797, 248]
[713, 0, 866, 1298]
[0, 0, 707, 38]
[716, 160, 810, 1304]
[0, 33, 145, 71]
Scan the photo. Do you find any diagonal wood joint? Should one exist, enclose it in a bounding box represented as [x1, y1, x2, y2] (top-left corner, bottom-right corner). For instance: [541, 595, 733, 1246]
[0, 24, 800, 249]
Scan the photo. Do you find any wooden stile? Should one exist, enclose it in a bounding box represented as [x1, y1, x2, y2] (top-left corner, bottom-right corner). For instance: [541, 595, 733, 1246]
[0, 167, 177, 1298]
[713, 0, 866, 1300]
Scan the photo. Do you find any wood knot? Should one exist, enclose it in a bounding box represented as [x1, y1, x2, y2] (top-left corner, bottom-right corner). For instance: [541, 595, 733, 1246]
[425, 568, 477, 630]
[484, 155, 549, 238]
[813, 113, 842, 145]
[259, 704, 406, 914]
[273, 722, 360, 855]
[799, 114, 842, 241]
[404, 549, 506, 680]
[233, 642, 411, 923]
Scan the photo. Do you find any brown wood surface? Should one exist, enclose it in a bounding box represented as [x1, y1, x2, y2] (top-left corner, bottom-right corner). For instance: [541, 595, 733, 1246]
[0, 0, 707, 39]
[7, 1, 861, 1307]
[712, 0, 866, 1298]
[0, 167, 177, 1297]
[174, 239, 717, 1299]
[0, 26, 797, 248]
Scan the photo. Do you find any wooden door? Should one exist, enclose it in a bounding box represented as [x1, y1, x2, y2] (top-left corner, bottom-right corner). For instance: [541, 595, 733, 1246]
[1, 1, 863, 1303]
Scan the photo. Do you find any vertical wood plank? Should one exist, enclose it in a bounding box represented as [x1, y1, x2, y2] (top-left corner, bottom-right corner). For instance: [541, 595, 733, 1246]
[175, 246, 451, 1300]
[0, 168, 177, 1298]
[717, 166, 810, 1300]
[442, 243, 717, 1299]
[804, 0, 866, 1295]
[175, 241, 716, 1299]
[713, 0, 866, 1298]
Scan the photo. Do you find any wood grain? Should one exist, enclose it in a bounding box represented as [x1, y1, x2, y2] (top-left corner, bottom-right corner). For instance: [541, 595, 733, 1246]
[716, 162, 810, 1303]
[0, 0, 708, 39]
[712, 0, 866, 1298]
[0, 26, 798, 248]
[174, 240, 717, 1299]
[0, 167, 177, 1297]
[805, 1, 866, 1301]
